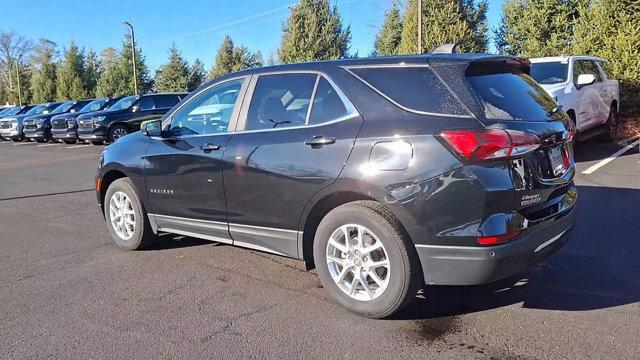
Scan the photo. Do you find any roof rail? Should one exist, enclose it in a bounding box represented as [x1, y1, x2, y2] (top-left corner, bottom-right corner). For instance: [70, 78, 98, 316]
[431, 43, 457, 54]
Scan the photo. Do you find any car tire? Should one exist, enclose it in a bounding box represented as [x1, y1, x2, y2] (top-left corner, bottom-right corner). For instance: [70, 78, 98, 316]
[63, 140, 76, 144]
[90, 141, 104, 145]
[104, 178, 156, 250]
[11, 138, 20, 142]
[36, 139, 46, 143]
[108, 124, 130, 143]
[598, 107, 618, 142]
[313, 200, 422, 319]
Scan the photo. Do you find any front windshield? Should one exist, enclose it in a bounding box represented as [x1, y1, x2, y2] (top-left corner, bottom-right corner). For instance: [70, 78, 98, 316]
[4, 107, 24, 116]
[530, 62, 569, 84]
[79, 99, 107, 113]
[0, 108, 11, 116]
[108, 96, 138, 111]
[26, 104, 47, 115]
[49, 101, 74, 114]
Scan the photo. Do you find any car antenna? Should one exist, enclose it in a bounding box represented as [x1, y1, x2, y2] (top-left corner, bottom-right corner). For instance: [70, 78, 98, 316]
[431, 43, 457, 54]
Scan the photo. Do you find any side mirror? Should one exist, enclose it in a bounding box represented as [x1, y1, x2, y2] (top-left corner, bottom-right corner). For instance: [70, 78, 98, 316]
[141, 119, 162, 137]
[131, 105, 140, 113]
[576, 74, 596, 88]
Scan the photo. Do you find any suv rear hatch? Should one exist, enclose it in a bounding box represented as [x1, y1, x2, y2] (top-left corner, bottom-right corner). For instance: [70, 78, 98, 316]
[431, 57, 575, 223]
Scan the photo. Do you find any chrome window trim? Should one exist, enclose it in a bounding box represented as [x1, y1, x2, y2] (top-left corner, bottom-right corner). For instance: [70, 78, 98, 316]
[342, 64, 474, 119]
[305, 75, 321, 125]
[234, 70, 360, 134]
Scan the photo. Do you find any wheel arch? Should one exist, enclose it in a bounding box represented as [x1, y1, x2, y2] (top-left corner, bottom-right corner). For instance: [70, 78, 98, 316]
[98, 164, 143, 216]
[299, 186, 415, 270]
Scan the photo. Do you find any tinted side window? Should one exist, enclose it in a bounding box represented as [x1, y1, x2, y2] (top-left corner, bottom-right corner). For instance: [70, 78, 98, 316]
[155, 95, 181, 108]
[136, 97, 156, 111]
[308, 78, 349, 125]
[245, 73, 317, 130]
[348, 67, 468, 116]
[170, 79, 243, 136]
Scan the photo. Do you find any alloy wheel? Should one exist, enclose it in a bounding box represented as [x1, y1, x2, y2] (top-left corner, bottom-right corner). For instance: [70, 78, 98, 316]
[109, 191, 136, 240]
[112, 128, 128, 142]
[326, 224, 390, 301]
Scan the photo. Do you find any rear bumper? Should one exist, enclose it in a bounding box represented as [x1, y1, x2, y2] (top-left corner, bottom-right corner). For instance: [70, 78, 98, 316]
[416, 194, 577, 285]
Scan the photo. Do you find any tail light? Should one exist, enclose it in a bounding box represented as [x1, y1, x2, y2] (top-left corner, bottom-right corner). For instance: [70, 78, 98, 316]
[439, 129, 540, 162]
[476, 230, 521, 245]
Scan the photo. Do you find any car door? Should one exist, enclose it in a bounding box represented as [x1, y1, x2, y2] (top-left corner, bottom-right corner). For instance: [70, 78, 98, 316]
[144, 78, 248, 243]
[222, 72, 362, 258]
[572, 60, 601, 131]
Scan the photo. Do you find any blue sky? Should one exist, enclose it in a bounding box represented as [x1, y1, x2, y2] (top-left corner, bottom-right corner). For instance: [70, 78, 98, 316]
[1, 0, 505, 72]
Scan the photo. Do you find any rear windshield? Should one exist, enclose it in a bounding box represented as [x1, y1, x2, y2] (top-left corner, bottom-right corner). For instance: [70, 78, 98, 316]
[466, 70, 560, 121]
[347, 66, 469, 116]
[530, 62, 568, 84]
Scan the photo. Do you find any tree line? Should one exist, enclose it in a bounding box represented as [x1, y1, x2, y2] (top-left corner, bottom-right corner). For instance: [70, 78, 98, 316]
[373, 0, 638, 112]
[1, 0, 637, 111]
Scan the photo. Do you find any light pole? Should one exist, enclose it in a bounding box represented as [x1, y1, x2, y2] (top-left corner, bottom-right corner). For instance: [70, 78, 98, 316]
[123, 21, 138, 95]
[15, 61, 22, 106]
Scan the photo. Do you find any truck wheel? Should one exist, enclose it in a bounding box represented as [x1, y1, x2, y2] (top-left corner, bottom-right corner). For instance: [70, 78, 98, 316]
[108, 124, 130, 143]
[313, 201, 422, 319]
[104, 178, 156, 250]
[90, 141, 104, 145]
[36, 139, 46, 143]
[63, 140, 76, 144]
[597, 108, 618, 142]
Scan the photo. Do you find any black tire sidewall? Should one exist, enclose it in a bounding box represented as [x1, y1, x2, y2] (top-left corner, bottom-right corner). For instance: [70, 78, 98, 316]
[313, 205, 411, 317]
[104, 178, 148, 250]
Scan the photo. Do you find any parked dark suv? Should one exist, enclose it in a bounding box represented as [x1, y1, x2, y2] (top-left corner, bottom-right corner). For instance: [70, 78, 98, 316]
[77, 93, 187, 144]
[23, 100, 92, 142]
[96, 51, 577, 318]
[51, 97, 123, 144]
[0, 103, 61, 141]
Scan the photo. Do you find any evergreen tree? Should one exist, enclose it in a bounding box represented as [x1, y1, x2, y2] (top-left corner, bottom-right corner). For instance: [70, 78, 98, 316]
[278, 0, 351, 63]
[95, 47, 120, 97]
[572, 0, 640, 111]
[210, 35, 262, 79]
[84, 50, 100, 98]
[30, 38, 58, 103]
[117, 32, 152, 95]
[56, 41, 87, 100]
[372, 3, 403, 56]
[155, 44, 190, 92]
[495, 0, 578, 57]
[187, 58, 206, 91]
[210, 35, 236, 79]
[398, 0, 487, 54]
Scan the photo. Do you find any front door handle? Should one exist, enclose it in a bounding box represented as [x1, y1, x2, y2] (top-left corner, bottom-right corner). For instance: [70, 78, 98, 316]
[305, 136, 336, 148]
[200, 143, 221, 152]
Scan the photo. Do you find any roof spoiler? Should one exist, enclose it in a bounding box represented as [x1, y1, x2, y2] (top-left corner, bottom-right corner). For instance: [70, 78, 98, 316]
[431, 43, 457, 54]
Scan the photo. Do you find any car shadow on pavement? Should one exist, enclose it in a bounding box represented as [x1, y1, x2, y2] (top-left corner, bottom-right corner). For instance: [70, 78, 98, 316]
[396, 185, 640, 320]
[573, 140, 638, 163]
[142, 233, 212, 251]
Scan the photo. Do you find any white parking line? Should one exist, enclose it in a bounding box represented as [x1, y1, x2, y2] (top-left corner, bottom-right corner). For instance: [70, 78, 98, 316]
[582, 139, 640, 175]
[37, 143, 60, 147]
[66, 145, 91, 149]
[12, 142, 35, 146]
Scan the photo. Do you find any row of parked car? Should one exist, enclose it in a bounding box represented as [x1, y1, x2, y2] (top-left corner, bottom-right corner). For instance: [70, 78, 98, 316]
[0, 93, 187, 144]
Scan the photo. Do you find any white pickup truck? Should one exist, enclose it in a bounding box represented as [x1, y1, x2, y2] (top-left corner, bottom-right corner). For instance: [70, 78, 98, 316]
[530, 56, 620, 142]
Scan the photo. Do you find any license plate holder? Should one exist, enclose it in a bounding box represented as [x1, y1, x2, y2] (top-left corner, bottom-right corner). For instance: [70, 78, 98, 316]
[548, 146, 566, 176]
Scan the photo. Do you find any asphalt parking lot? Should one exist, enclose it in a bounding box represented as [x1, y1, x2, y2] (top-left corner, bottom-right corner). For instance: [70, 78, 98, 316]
[0, 138, 638, 359]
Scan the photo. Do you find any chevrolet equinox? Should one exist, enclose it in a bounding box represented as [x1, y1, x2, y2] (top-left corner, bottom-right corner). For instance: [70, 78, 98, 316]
[96, 51, 577, 318]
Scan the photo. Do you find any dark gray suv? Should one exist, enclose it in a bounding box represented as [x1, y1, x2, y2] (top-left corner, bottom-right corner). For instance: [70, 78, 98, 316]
[95, 50, 577, 318]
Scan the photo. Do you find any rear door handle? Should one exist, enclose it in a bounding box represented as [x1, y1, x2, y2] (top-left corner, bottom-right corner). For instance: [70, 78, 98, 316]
[200, 143, 221, 151]
[305, 136, 335, 148]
